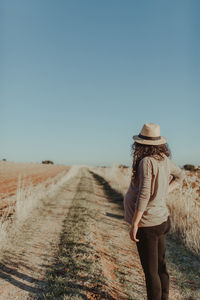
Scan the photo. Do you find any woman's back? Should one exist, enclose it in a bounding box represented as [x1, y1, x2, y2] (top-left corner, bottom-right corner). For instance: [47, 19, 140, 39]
[124, 154, 184, 226]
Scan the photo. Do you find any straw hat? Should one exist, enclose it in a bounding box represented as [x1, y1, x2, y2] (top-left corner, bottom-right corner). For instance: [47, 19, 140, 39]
[133, 123, 167, 145]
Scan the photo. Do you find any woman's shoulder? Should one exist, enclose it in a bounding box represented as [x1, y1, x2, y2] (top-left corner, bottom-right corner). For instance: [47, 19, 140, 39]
[139, 154, 168, 171]
[138, 156, 154, 172]
[139, 155, 157, 166]
[139, 156, 152, 166]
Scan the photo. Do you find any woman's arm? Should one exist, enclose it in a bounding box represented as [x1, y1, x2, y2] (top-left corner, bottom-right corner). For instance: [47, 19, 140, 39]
[130, 157, 152, 242]
[135, 157, 152, 211]
[129, 209, 143, 242]
[168, 160, 185, 193]
[168, 179, 180, 193]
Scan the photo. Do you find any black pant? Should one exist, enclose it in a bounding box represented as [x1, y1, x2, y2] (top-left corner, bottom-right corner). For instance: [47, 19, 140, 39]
[136, 216, 171, 300]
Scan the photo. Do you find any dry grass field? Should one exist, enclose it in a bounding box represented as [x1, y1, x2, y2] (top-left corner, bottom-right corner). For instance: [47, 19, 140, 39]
[0, 163, 199, 299]
[0, 161, 70, 199]
[0, 161, 70, 218]
[92, 165, 200, 255]
[90, 165, 200, 299]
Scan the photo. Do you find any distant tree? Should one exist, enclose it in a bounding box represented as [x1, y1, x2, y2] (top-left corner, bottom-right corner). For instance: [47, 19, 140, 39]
[119, 164, 129, 168]
[2, 158, 7, 161]
[42, 160, 54, 165]
[183, 164, 196, 171]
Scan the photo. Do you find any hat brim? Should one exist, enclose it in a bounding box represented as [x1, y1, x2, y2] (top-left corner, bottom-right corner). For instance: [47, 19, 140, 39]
[133, 135, 167, 145]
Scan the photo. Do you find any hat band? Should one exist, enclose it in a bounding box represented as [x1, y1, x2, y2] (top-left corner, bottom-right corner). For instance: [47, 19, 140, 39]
[138, 133, 161, 141]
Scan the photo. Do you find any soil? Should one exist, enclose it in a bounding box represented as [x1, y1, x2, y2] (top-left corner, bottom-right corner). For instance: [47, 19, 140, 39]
[0, 162, 70, 218]
[0, 161, 69, 199]
[0, 167, 199, 299]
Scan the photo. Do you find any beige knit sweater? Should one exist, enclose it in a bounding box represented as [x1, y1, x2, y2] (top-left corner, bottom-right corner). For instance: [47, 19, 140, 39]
[123, 154, 185, 227]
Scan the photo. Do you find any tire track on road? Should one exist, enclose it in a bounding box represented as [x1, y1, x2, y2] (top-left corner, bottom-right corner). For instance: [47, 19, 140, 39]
[39, 167, 116, 300]
[39, 167, 145, 300]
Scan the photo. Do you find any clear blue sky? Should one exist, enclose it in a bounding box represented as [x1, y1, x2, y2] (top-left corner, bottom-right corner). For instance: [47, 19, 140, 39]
[1, 0, 200, 166]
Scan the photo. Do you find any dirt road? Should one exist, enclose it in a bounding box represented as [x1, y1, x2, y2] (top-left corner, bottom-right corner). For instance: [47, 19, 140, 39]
[0, 167, 199, 299]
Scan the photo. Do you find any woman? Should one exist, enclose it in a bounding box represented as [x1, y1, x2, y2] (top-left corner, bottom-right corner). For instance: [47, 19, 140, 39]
[124, 123, 184, 300]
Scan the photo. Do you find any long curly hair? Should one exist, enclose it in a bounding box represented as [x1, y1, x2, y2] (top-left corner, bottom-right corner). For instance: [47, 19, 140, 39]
[131, 142, 171, 186]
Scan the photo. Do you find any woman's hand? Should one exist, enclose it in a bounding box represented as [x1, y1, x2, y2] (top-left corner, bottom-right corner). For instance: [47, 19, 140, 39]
[129, 223, 139, 242]
[130, 209, 143, 242]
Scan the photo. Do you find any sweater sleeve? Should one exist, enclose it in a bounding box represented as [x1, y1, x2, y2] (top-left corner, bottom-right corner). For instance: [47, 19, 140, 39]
[136, 157, 152, 212]
[169, 159, 185, 184]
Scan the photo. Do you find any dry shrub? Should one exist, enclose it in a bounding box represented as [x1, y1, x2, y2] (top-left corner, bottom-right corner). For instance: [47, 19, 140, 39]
[167, 175, 200, 255]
